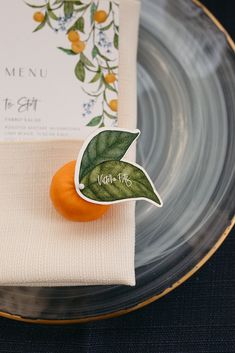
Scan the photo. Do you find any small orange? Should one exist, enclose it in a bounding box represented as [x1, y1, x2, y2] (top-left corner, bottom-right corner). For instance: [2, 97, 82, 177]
[93, 10, 108, 23]
[50, 161, 110, 222]
[109, 99, 118, 112]
[68, 30, 80, 43]
[71, 41, 86, 54]
[104, 73, 116, 84]
[33, 11, 45, 23]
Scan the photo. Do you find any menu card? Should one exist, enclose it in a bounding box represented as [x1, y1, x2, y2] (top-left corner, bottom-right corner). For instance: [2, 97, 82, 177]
[0, 0, 119, 140]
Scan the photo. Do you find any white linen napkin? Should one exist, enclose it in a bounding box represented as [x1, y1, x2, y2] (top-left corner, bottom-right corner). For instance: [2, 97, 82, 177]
[0, 0, 140, 286]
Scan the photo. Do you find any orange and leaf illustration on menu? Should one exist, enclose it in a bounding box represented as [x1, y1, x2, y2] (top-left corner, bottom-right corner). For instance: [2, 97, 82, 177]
[25, 0, 119, 127]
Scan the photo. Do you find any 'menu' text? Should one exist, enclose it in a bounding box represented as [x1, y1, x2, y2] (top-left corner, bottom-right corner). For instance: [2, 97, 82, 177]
[4, 67, 47, 79]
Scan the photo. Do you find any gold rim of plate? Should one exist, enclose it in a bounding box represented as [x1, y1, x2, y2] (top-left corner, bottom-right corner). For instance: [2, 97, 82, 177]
[0, 0, 234, 325]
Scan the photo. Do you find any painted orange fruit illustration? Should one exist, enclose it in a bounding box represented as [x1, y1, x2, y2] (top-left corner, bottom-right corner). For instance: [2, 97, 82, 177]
[104, 73, 116, 84]
[109, 99, 118, 112]
[68, 30, 80, 43]
[71, 41, 86, 53]
[33, 11, 45, 22]
[93, 10, 108, 23]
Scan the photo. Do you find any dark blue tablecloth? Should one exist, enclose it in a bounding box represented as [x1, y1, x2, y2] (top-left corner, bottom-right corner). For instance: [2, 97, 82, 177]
[0, 1, 234, 352]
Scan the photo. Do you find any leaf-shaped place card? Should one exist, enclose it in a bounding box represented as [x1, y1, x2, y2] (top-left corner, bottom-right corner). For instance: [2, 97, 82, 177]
[81, 161, 161, 205]
[75, 128, 163, 207]
[78, 129, 140, 180]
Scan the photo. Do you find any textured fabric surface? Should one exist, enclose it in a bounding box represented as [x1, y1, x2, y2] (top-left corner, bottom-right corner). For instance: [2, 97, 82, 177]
[0, 228, 234, 353]
[0, 0, 140, 286]
[0, 1, 234, 352]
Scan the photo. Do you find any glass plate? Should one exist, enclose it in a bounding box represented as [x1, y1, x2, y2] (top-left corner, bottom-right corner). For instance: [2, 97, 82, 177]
[0, 0, 234, 324]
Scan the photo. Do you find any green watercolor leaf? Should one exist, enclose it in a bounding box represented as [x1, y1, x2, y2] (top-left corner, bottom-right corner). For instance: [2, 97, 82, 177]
[58, 47, 78, 55]
[90, 2, 98, 24]
[79, 130, 140, 180]
[100, 21, 113, 31]
[73, 1, 83, 5]
[92, 46, 99, 59]
[114, 33, 119, 49]
[80, 53, 95, 68]
[73, 16, 85, 32]
[97, 77, 104, 90]
[47, 7, 58, 20]
[86, 116, 102, 127]
[80, 160, 162, 206]
[89, 71, 101, 83]
[75, 60, 85, 82]
[105, 83, 117, 92]
[46, 16, 53, 29]
[64, 2, 74, 17]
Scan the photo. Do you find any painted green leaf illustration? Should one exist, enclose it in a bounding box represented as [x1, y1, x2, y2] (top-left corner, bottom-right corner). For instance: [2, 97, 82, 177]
[92, 46, 99, 59]
[48, 9, 58, 20]
[79, 130, 140, 180]
[86, 116, 102, 127]
[114, 33, 119, 49]
[64, 2, 74, 18]
[90, 2, 98, 24]
[47, 4, 58, 20]
[80, 53, 95, 68]
[90, 71, 101, 83]
[73, 17, 85, 32]
[58, 47, 77, 55]
[97, 77, 104, 90]
[100, 21, 113, 31]
[46, 15, 54, 30]
[73, 1, 83, 5]
[80, 160, 162, 206]
[105, 83, 117, 92]
[75, 60, 85, 81]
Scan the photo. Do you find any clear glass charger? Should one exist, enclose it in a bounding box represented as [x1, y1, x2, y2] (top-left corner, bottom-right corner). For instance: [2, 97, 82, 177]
[0, 0, 234, 323]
